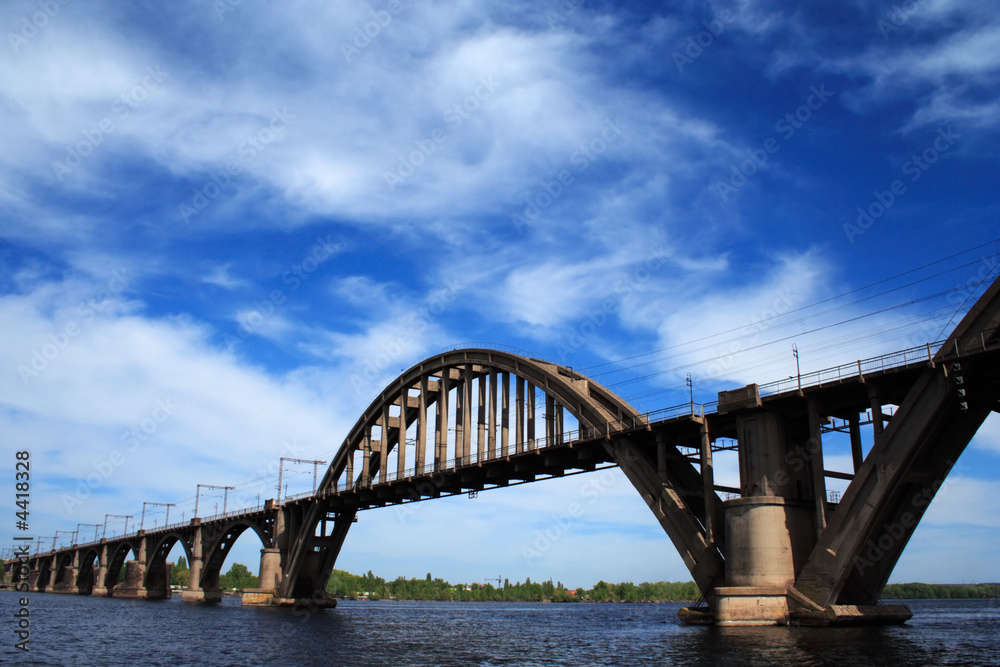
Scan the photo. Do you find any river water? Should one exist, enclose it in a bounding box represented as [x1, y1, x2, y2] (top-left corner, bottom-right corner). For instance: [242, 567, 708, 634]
[3, 593, 998, 666]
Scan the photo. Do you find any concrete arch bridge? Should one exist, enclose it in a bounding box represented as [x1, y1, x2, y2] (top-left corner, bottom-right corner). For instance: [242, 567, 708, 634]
[10, 277, 1000, 626]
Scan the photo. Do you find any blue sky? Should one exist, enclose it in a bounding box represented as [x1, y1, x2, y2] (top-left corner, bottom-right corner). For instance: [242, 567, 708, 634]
[2, 0, 998, 588]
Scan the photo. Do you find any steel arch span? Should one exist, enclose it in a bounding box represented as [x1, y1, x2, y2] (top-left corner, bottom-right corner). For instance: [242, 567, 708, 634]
[277, 348, 726, 600]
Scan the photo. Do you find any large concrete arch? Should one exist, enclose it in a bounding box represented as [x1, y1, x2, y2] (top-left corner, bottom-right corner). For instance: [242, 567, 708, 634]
[34, 556, 52, 592]
[198, 520, 271, 593]
[279, 348, 725, 600]
[51, 552, 76, 592]
[104, 541, 139, 594]
[75, 546, 101, 595]
[144, 532, 196, 593]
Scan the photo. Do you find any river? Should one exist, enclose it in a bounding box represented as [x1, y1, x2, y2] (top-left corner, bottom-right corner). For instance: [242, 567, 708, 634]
[3, 593, 998, 665]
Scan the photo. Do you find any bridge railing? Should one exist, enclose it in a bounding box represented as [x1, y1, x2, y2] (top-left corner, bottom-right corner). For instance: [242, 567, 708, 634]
[643, 402, 706, 422]
[442, 342, 538, 358]
[284, 490, 316, 503]
[754, 328, 997, 397]
[756, 342, 935, 397]
[939, 326, 1000, 359]
[197, 503, 267, 524]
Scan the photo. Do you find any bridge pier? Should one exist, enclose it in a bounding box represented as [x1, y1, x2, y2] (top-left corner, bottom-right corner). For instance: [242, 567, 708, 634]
[181, 521, 222, 603]
[710, 410, 815, 625]
[51, 552, 79, 595]
[679, 391, 918, 626]
[714, 496, 814, 625]
[107, 532, 171, 600]
[27, 559, 43, 592]
[112, 560, 172, 600]
[91, 543, 111, 597]
[241, 547, 289, 606]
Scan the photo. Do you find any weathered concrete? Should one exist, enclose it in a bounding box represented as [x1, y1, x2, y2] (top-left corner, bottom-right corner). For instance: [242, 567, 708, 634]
[714, 587, 789, 626]
[113, 561, 171, 600]
[724, 497, 814, 589]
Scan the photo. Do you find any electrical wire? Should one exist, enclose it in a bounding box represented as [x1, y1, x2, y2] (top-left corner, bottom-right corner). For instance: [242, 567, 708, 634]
[582, 239, 1000, 377]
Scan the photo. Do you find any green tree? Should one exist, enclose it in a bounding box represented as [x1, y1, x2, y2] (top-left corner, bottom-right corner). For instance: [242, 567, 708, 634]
[219, 562, 257, 591]
[170, 555, 190, 587]
[592, 580, 611, 602]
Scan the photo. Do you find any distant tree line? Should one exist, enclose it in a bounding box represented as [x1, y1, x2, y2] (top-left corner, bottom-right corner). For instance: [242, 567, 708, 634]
[326, 569, 701, 602]
[881, 583, 1000, 599]
[157, 557, 999, 601]
[168, 556, 258, 591]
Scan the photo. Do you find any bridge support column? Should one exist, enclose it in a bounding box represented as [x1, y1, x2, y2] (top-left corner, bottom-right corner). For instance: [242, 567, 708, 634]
[114, 531, 168, 599]
[182, 521, 222, 603]
[241, 548, 285, 607]
[715, 496, 814, 625]
[113, 561, 148, 599]
[28, 558, 45, 592]
[712, 411, 816, 626]
[52, 550, 80, 595]
[92, 542, 110, 597]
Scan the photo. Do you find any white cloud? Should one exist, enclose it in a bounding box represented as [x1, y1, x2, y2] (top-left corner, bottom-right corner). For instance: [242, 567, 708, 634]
[971, 412, 1000, 456]
[0, 280, 351, 532]
[1, 0, 733, 245]
[836, 22, 1000, 131]
[202, 265, 248, 290]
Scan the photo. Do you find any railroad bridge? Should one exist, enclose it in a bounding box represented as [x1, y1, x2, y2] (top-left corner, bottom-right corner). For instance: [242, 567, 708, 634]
[8, 277, 1000, 625]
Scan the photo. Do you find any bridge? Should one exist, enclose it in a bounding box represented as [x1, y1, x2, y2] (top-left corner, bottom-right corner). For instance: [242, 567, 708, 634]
[6, 276, 1000, 626]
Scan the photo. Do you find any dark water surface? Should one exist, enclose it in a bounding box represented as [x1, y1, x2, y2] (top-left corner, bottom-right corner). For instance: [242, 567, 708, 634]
[3, 593, 998, 666]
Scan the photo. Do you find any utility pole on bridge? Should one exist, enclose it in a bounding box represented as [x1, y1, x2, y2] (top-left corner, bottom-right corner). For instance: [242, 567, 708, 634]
[195, 484, 235, 518]
[104, 514, 133, 539]
[140, 501, 177, 530]
[277, 457, 327, 503]
[76, 523, 101, 544]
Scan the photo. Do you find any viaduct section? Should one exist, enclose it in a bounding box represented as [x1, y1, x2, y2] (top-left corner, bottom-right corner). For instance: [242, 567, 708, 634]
[8, 277, 999, 626]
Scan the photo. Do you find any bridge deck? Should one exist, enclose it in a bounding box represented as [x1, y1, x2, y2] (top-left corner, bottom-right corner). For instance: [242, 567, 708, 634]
[22, 327, 998, 559]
